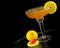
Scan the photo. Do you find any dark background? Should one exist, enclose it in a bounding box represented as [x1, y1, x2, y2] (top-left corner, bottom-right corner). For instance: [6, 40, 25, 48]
[9, 0, 60, 48]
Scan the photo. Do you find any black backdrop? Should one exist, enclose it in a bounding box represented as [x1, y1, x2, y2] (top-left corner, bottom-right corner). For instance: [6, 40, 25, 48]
[9, 0, 60, 47]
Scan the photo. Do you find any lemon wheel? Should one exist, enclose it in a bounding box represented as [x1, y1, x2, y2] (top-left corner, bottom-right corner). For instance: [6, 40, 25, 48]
[44, 1, 57, 14]
[26, 30, 38, 41]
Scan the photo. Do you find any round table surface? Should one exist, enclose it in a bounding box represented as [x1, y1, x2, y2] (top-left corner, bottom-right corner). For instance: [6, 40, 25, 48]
[11, 28, 60, 48]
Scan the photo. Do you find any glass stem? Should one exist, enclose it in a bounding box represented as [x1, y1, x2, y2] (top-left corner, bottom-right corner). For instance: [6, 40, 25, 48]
[36, 18, 45, 36]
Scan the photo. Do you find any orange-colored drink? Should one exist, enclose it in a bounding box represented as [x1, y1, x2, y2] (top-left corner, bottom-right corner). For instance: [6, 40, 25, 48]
[25, 6, 50, 19]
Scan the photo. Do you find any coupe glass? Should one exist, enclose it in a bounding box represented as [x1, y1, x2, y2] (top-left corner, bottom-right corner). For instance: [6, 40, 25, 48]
[25, 6, 51, 43]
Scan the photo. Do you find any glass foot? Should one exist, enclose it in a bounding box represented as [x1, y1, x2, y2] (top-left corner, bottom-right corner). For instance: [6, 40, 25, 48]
[38, 35, 51, 42]
[38, 35, 51, 48]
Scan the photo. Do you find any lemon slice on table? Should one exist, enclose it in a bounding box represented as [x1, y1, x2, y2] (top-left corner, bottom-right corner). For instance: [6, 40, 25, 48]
[26, 30, 38, 41]
[44, 1, 57, 14]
